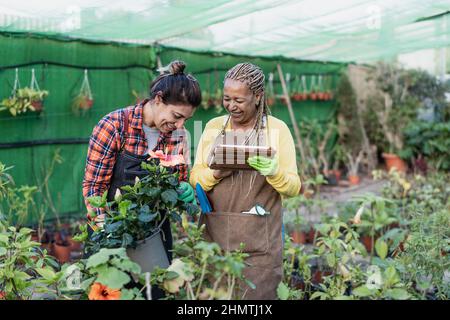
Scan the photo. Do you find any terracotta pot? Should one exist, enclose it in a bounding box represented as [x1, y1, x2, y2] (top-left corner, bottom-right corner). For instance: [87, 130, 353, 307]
[267, 97, 275, 106]
[53, 242, 72, 263]
[317, 92, 325, 100]
[382, 153, 408, 173]
[292, 93, 301, 101]
[360, 235, 373, 253]
[67, 236, 83, 252]
[40, 242, 54, 255]
[79, 98, 94, 110]
[333, 169, 342, 181]
[307, 227, 316, 244]
[348, 174, 360, 185]
[291, 230, 307, 244]
[31, 101, 43, 112]
[309, 92, 318, 100]
[312, 270, 322, 284]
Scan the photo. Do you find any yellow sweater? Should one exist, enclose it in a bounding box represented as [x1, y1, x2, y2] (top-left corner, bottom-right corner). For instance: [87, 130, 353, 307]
[189, 115, 301, 197]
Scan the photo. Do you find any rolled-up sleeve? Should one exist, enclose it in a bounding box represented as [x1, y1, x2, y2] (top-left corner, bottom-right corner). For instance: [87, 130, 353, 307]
[82, 117, 119, 219]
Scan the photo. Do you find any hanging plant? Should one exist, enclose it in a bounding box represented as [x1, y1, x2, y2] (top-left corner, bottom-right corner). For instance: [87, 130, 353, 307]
[324, 75, 334, 100]
[72, 69, 94, 114]
[266, 73, 275, 106]
[280, 73, 291, 105]
[291, 75, 303, 102]
[0, 68, 48, 116]
[309, 75, 318, 100]
[317, 75, 326, 101]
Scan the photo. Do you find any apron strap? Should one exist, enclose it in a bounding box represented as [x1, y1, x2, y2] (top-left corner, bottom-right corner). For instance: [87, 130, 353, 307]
[120, 108, 130, 152]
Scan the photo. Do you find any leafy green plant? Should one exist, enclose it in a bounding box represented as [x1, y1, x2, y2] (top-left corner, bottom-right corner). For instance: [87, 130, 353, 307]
[0, 162, 38, 228]
[150, 214, 252, 300]
[353, 265, 411, 300]
[83, 161, 199, 254]
[309, 218, 366, 300]
[0, 220, 65, 300]
[350, 194, 398, 260]
[402, 121, 450, 170]
[278, 235, 316, 300]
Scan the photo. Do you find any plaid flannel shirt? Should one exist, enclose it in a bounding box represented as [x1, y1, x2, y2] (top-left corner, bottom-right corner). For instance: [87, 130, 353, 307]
[82, 101, 189, 219]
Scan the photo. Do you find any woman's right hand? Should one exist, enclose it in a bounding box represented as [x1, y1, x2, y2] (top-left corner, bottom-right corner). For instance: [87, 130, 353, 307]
[213, 169, 233, 180]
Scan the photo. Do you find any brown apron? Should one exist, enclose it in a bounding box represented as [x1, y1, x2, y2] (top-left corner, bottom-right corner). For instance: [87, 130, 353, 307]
[199, 117, 283, 300]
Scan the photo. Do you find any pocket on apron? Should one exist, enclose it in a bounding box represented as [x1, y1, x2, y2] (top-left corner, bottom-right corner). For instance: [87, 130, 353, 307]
[202, 212, 269, 255]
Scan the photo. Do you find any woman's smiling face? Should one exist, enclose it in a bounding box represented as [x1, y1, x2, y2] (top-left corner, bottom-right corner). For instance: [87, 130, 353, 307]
[223, 79, 260, 127]
[152, 95, 195, 133]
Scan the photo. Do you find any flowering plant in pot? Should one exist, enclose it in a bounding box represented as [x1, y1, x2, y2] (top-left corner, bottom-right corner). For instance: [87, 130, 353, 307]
[0, 87, 49, 116]
[75, 248, 144, 300]
[82, 161, 200, 272]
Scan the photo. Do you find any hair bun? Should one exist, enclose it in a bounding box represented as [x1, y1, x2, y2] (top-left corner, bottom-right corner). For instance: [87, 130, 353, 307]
[168, 60, 186, 75]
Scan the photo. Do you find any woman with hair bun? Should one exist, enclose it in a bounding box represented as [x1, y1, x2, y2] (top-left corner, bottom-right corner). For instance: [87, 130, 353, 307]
[82, 60, 201, 282]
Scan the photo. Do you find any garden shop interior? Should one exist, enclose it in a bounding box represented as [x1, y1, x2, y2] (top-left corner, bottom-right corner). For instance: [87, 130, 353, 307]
[0, 0, 449, 301]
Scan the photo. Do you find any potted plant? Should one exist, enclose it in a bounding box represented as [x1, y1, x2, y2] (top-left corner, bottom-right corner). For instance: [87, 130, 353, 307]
[83, 161, 199, 273]
[364, 62, 428, 173]
[72, 69, 94, 114]
[1, 87, 49, 116]
[53, 229, 72, 264]
[345, 150, 364, 185]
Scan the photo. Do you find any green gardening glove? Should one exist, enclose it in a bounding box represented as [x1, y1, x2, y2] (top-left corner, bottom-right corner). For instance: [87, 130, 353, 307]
[178, 182, 196, 204]
[247, 156, 279, 176]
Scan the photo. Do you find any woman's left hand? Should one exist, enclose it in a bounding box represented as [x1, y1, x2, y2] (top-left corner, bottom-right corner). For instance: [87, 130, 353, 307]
[247, 156, 279, 176]
[178, 181, 196, 204]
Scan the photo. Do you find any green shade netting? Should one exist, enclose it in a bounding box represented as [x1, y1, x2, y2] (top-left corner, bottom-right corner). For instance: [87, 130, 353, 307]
[0, 0, 449, 63]
[0, 33, 345, 224]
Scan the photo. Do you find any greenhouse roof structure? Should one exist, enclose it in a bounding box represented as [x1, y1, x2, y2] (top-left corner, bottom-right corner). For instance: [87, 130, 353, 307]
[0, 0, 449, 63]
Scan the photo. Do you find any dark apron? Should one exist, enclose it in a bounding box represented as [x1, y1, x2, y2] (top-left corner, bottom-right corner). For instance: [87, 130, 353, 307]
[88, 108, 173, 299]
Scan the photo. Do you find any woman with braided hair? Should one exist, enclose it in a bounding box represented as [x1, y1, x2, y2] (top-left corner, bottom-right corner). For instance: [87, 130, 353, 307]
[190, 62, 301, 299]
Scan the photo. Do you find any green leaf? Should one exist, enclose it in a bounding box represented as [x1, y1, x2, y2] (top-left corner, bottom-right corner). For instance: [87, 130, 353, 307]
[375, 239, 388, 260]
[36, 267, 57, 281]
[121, 233, 133, 248]
[0, 247, 6, 256]
[352, 285, 374, 297]
[119, 200, 132, 217]
[86, 248, 127, 268]
[87, 196, 106, 208]
[161, 189, 178, 206]
[277, 282, 290, 300]
[105, 221, 123, 233]
[0, 234, 8, 244]
[138, 211, 158, 223]
[96, 267, 130, 289]
[326, 254, 336, 267]
[385, 288, 410, 300]
[113, 258, 141, 274]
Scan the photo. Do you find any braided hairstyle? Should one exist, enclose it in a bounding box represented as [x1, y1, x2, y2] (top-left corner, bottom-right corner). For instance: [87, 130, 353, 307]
[224, 62, 270, 136]
[149, 60, 201, 108]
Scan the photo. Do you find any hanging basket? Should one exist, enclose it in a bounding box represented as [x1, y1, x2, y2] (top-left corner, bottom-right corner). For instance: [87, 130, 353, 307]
[309, 75, 318, 100]
[73, 69, 94, 112]
[0, 69, 49, 116]
[266, 72, 275, 106]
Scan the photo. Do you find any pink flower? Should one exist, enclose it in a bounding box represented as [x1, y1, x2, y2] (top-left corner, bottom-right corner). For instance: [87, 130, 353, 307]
[149, 150, 185, 167]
